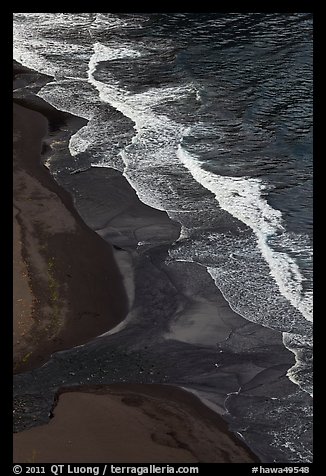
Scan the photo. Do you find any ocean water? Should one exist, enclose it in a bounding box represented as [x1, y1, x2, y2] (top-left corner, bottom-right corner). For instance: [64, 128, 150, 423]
[13, 12, 313, 461]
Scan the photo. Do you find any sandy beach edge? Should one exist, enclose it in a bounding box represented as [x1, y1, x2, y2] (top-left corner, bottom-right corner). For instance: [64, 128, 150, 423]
[13, 62, 260, 463]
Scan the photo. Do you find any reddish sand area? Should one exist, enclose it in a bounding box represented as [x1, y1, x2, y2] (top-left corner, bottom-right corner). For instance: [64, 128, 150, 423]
[13, 102, 127, 372]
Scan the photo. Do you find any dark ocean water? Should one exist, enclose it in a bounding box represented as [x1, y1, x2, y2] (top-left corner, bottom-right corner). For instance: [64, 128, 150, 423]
[13, 12, 313, 462]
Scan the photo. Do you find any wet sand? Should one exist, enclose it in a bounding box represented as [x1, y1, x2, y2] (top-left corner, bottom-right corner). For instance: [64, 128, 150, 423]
[13, 63, 262, 463]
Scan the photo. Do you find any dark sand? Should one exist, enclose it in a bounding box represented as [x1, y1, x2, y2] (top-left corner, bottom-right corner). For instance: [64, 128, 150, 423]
[13, 384, 258, 463]
[13, 64, 259, 463]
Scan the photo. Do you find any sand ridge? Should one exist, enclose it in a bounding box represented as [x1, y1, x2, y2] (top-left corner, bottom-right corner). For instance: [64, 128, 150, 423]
[13, 101, 128, 373]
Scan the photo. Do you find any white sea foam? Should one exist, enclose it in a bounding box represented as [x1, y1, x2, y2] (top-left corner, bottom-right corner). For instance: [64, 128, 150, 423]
[283, 332, 313, 396]
[13, 13, 94, 79]
[176, 145, 312, 323]
[13, 19, 313, 324]
[69, 126, 92, 156]
[86, 42, 190, 209]
[86, 41, 312, 325]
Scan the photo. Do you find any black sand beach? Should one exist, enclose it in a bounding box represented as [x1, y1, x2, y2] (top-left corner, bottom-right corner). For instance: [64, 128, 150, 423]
[13, 61, 310, 463]
[13, 63, 262, 463]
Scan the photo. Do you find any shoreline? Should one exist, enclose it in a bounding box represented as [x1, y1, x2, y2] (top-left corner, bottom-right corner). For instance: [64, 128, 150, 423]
[13, 63, 260, 463]
[13, 60, 304, 463]
[13, 62, 260, 463]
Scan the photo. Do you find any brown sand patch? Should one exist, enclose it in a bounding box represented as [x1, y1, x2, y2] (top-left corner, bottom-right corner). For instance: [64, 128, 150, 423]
[13, 102, 128, 372]
[13, 385, 258, 463]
